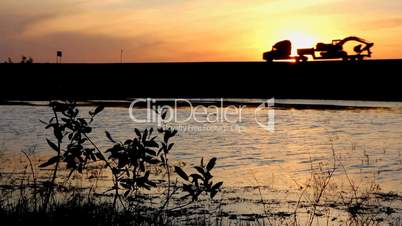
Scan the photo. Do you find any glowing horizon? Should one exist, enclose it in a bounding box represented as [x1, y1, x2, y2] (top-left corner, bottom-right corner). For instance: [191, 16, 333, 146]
[1, 0, 402, 62]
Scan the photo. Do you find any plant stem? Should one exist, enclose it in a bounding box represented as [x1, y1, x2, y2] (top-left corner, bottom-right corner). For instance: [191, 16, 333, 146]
[83, 133, 120, 209]
[160, 154, 171, 209]
[22, 151, 37, 210]
[43, 109, 61, 212]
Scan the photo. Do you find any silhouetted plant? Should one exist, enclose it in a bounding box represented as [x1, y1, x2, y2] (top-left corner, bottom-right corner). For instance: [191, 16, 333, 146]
[38, 101, 223, 212]
[20, 56, 33, 64]
[5, 57, 13, 64]
[157, 116, 177, 209]
[175, 157, 223, 201]
[104, 128, 161, 205]
[39, 100, 104, 211]
[104, 119, 183, 208]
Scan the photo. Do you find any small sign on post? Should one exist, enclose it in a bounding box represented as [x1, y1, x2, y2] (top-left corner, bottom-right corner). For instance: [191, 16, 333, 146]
[56, 51, 63, 64]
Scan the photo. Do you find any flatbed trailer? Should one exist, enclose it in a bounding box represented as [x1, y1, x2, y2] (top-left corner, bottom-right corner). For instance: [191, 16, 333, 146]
[263, 54, 308, 63]
[297, 48, 372, 62]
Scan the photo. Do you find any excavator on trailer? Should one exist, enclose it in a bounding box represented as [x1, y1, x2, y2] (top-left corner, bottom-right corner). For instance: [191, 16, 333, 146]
[263, 36, 374, 62]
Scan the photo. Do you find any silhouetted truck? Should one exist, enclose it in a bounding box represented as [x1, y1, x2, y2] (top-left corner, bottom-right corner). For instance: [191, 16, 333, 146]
[263, 40, 307, 63]
[263, 36, 373, 62]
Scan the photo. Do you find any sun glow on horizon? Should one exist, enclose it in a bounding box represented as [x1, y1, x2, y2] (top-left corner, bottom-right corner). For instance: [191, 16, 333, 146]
[253, 16, 337, 59]
[278, 31, 318, 56]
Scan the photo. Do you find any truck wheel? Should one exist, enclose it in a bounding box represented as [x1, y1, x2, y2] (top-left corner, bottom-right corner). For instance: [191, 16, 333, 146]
[295, 56, 307, 63]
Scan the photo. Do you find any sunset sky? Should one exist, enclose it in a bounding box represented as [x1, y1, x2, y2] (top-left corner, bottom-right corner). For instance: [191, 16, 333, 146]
[1, 0, 402, 62]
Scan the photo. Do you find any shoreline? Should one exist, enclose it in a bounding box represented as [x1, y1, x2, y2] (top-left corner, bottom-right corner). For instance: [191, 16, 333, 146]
[1, 98, 401, 110]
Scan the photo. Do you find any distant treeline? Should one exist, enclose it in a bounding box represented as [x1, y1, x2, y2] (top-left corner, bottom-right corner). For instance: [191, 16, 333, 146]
[2, 56, 34, 64]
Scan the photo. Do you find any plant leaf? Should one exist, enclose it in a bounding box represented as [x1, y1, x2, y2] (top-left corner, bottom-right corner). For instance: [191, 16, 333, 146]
[53, 126, 63, 142]
[146, 180, 157, 187]
[134, 128, 141, 139]
[190, 173, 204, 182]
[142, 129, 148, 143]
[105, 131, 115, 143]
[206, 157, 217, 172]
[212, 181, 223, 191]
[194, 166, 205, 175]
[161, 110, 167, 120]
[210, 189, 218, 199]
[174, 166, 189, 181]
[145, 148, 157, 156]
[90, 105, 104, 116]
[95, 152, 105, 160]
[160, 155, 166, 166]
[146, 140, 159, 148]
[167, 143, 174, 152]
[46, 139, 59, 152]
[39, 156, 61, 168]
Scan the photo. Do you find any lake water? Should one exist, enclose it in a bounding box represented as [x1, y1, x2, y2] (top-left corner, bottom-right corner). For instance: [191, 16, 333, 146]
[1, 99, 401, 192]
[1, 99, 402, 224]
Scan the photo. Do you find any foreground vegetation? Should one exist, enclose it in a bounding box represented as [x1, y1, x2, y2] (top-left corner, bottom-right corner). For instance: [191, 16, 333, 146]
[1, 101, 224, 225]
[0, 101, 401, 225]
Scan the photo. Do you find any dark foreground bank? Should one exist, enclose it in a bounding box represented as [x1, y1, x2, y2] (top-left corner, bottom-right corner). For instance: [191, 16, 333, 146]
[0, 60, 401, 101]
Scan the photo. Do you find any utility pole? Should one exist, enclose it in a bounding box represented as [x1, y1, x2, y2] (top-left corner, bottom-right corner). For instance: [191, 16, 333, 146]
[120, 49, 123, 63]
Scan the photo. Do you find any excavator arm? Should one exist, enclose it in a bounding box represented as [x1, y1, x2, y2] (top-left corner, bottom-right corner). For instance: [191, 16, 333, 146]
[335, 36, 374, 55]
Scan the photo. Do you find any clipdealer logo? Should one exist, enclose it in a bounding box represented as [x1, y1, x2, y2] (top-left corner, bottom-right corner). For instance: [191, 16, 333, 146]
[254, 98, 275, 132]
[128, 98, 275, 132]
